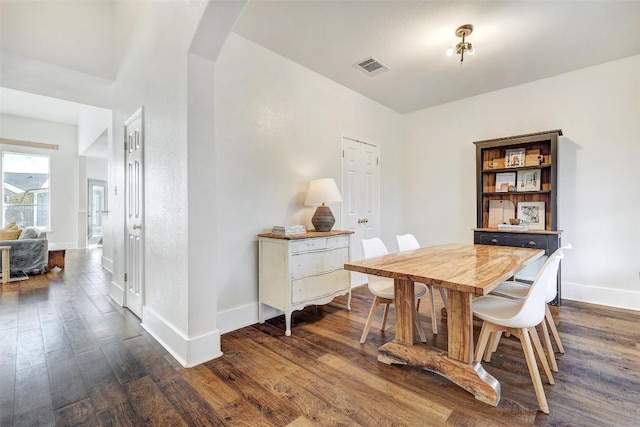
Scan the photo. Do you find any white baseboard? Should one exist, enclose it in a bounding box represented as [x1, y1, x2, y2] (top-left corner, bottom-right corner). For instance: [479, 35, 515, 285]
[562, 281, 640, 311]
[101, 256, 113, 273]
[109, 280, 124, 306]
[218, 302, 281, 335]
[141, 305, 222, 367]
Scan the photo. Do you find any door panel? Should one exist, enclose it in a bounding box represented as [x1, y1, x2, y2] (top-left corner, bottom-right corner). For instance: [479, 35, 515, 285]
[341, 136, 380, 287]
[124, 107, 144, 318]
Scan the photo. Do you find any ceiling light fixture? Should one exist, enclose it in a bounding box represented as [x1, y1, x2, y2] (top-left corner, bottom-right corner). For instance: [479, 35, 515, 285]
[446, 24, 475, 64]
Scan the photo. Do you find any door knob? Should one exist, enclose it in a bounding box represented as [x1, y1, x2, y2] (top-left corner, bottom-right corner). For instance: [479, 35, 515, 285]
[133, 224, 142, 230]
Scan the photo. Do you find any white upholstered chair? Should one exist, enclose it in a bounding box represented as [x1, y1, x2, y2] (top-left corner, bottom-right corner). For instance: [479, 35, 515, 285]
[396, 234, 447, 334]
[473, 251, 563, 414]
[359, 237, 428, 344]
[490, 244, 571, 372]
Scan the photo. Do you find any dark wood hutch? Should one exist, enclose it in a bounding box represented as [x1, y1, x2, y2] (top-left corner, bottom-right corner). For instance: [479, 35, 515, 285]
[473, 129, 563, 304]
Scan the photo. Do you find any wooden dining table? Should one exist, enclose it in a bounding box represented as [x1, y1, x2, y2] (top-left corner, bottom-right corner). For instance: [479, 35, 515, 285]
[344, 243, 544, 406]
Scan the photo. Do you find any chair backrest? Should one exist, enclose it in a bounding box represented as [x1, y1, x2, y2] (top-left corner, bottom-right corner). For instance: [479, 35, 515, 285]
[543, 244, 571, 303]
[505, 251, 564, 328]
[396, 234, 420, 252]
[361, 238, 391, 291]
[361, 237, 389, 259]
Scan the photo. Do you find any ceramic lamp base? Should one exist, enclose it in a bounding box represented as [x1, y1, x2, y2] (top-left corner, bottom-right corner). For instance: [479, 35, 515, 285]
[311, 205, 335, 232]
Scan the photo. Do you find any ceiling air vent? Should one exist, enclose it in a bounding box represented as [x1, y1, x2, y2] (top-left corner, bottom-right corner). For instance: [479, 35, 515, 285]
[354, 56, 389, 76]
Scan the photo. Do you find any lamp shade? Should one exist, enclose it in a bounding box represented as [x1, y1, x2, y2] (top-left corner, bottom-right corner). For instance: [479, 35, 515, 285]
[304, 178, 343, 206]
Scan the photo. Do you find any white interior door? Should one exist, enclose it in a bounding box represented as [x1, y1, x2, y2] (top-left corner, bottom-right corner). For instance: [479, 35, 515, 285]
[341, 136, 380, 287]
[124, 107, 144, 318]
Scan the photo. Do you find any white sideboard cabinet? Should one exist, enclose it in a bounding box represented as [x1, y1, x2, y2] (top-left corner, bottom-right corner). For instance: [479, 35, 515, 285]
[258, 230, 353, 336]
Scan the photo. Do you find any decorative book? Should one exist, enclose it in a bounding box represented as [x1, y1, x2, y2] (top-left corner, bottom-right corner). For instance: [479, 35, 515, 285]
[272, 225, 306, 235]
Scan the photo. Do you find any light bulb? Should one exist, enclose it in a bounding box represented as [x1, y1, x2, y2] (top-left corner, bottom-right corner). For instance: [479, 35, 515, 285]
[467, 48, 475, 56]
[446, 47, 454, 56]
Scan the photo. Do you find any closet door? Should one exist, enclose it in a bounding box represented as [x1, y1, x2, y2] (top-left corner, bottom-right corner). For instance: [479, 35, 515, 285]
[341, 136, 380, 287]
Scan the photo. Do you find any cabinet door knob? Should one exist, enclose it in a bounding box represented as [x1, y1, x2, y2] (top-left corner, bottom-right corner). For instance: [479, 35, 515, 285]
[527, 241, 537, 247]
[490, 238, 498, 244]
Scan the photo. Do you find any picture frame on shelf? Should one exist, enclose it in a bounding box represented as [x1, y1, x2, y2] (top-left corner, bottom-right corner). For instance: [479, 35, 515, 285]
[517, 169, 541, 191]
[495, 172, 516, 193]
[518, 201, 545, 230]
[505, 148, 526, 168]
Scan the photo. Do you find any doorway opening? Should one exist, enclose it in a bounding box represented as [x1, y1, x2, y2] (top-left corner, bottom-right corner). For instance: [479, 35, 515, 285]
[88, 179, 107, 247]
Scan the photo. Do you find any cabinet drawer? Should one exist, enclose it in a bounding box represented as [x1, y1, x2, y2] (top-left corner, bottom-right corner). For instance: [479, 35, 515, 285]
[477, 233, 549, 253]
[291, 247, 349, 279]
[290, 235, 349, 254]
[291, 269, 349, 304]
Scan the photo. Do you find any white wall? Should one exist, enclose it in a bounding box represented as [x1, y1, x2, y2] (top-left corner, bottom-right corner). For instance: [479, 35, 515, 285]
[214, 33, 405, 332]
[0, 114, 79, 248]
[404, 54, 640, 310]
[111, 0, 211, 366]
[86, 157, 107, 180]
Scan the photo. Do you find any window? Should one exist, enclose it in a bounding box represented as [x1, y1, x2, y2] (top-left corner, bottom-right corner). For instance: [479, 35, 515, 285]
[2, 152, 50, 229]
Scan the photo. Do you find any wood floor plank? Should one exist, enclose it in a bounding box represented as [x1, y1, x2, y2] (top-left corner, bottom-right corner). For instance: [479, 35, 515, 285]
[46, 347, 89, 410]
[158, 375, 227, 426]
[13, 363, 52, 417]
[122, 334, 181, 383]
[182, 364, 240, 409]
[15, 327, 45, 372]
[12, 405, 56, 427]
[0, 355, 16, 427]
[40, 318, 71, 353]
[95, 401, 141, 427]
[63, 318, 97, 354]
[54, 398, 99, 427]
[97, 336, 147, 385]
[76, 348, 129, 413]
[124, 375, 187, 426]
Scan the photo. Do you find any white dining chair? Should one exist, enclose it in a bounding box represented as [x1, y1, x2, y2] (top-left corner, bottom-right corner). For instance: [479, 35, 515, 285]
[396, 233, 447, 334]
[359, 237, 428, 344]
[489, 244, 571, 372]
[473, 251, 563, 414]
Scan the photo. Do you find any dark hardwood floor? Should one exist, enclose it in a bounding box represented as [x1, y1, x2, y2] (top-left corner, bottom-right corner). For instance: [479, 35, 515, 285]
[1, 248, 639, 426]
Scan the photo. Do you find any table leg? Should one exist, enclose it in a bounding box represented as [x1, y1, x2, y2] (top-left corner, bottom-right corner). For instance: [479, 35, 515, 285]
[392, 278, 416, 344]
[377, 284, 501, 406]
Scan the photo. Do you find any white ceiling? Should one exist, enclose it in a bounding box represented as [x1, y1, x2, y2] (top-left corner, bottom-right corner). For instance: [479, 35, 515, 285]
[1, 0, 639, 123]
[0, 87, 81, 125]
[233, 1, 640, 113]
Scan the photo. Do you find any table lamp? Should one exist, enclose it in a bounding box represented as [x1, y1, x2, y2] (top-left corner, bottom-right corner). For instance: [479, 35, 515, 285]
[304, 178, 343, 232]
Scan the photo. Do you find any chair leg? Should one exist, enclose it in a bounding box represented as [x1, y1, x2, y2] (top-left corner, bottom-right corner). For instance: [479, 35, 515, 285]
[528, 327, 555, 385]
[438, 287, 448, 307]
[380, 302, 391, 331]
[519, 328, 550, 414]
[484, 331, 503, 362]
[360, 296, 383, 344]
[539, 321, 558, 372]
[414, 306, 427, 342]
[429, 285, 438, 334]
[546, 304, 565, 354]
[474, 321, 495, 363]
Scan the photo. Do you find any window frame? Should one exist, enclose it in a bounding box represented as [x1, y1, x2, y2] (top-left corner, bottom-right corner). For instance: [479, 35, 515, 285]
[2, 150, 51, 230]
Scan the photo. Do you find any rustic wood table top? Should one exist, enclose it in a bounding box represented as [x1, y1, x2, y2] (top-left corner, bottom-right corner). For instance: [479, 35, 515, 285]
[344, 243, 544, 296]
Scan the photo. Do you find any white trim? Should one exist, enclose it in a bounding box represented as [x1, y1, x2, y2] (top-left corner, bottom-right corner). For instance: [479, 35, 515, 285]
[109, 280, 124, 306]
[141, 305, 222, 367]
[562, 281, 640, 311]
[218, 302, 281, 335]
[101, 256, 113, 273]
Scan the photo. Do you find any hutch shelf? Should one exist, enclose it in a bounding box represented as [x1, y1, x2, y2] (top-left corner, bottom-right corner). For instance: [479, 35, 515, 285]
[473, 129, 563, 304]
